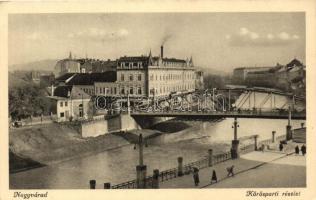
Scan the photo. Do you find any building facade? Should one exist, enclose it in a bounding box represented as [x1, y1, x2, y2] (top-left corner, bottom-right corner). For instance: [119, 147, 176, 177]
[54, 46, 202, 103]
[54, 52, 117, 78]
[49, 86, 92, 122]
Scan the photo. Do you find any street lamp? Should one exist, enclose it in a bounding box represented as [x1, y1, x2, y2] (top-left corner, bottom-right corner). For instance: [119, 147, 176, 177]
[134, 134, 148, 188]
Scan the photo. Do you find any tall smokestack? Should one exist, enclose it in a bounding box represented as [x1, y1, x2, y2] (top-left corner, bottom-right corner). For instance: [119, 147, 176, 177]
[161, 45, 163, 58]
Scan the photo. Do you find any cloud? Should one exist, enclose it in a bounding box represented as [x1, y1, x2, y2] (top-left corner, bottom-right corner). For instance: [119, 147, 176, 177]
[226, 27, 300, 46]
[67, 28, 129, 41]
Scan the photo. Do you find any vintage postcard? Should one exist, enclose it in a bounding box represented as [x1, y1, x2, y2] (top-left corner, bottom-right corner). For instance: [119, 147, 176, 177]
[0, 0, 315, 200]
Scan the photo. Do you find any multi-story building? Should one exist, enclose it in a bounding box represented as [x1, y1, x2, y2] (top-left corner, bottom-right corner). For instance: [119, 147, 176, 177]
[116, 46, 196, 98]
[54, 52, 117, 78]
[51, 46, 202, 118]
[233, 66, 274, 84]
[54, 52, 81, 77]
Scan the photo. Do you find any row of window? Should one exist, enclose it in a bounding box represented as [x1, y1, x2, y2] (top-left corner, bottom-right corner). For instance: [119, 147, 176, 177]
[120, 74, 142, 82]
[149, 73, 195, 81]
[150, 83, 195, 95]
[118, 62, 144, 69]
[82, 88, 94, 95]
[60, 101, 68, 107]
[96, 86, 143, 95]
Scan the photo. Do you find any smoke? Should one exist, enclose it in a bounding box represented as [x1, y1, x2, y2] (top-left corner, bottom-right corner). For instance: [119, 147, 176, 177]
[161, 34, 172, 45]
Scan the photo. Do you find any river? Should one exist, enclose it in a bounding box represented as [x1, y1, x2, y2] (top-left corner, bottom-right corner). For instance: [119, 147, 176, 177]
[9, 118, 304, 189]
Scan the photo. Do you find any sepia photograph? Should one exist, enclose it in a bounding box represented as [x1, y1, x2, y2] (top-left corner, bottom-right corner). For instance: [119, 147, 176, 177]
[1, 1, 315, 199]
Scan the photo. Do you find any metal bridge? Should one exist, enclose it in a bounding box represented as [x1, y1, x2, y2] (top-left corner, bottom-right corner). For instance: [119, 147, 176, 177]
[99, 87, 306, 119]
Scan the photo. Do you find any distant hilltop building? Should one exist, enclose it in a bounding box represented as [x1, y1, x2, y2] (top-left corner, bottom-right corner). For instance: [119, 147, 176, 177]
[232, 58, 306, 94]
[54, 51, 116, 77]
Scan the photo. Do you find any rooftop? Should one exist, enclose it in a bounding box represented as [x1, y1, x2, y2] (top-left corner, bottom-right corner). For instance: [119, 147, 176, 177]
[66, 71, 117, 85]
[53, 85, 90, 99]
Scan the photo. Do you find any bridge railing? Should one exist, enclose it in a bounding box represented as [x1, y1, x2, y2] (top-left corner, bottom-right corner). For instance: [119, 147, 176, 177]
[130, 109, 306, 117]
[110, 134, 287, 189]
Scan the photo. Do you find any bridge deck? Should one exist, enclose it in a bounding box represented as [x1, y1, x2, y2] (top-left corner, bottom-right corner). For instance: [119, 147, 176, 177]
[131, 111, 306, 120]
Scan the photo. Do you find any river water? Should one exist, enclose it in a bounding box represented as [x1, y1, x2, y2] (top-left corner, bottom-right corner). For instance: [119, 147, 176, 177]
[9, 118, 304, 189]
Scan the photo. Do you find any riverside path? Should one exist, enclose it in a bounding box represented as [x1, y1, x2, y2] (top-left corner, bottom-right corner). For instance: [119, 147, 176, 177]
[159, 142, 306, 188]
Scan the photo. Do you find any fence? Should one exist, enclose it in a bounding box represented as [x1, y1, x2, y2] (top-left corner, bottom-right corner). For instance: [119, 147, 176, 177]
[10, 115, 57, 128]
[110, 134, 286, 189]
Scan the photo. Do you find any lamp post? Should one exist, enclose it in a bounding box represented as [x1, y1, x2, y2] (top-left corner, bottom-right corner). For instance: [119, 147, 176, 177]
[231, 117, 240, 159]
[134, 134, 147, 188]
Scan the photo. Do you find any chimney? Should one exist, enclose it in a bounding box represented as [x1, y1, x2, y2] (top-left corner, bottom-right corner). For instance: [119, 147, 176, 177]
[161, 45, 164, 58]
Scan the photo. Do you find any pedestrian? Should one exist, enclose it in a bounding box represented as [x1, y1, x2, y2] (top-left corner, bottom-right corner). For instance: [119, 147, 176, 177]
[301, 144, 306, 156]
[295, 145, 300, 155]
[210, 170, 217, 184]
[226, 165, 234, 177]
[192, 167, 200, 186]
[279, 143, 284, 151]
[261, 144, 265, 153]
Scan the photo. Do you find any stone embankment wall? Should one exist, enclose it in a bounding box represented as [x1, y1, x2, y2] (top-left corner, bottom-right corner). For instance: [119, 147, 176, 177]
[80, 114, 141, 138]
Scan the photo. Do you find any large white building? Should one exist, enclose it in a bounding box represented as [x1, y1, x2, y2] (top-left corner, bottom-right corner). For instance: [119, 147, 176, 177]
[95, 46, 199, 99]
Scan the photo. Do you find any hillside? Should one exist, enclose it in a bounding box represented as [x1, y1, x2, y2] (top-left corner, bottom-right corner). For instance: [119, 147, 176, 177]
[9, 59, 58, 72]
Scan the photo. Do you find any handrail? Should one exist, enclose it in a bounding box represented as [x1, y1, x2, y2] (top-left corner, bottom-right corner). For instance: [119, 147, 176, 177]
[111, 134, 287, 189]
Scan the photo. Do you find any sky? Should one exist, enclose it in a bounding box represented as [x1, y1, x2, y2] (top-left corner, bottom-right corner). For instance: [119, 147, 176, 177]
[9, 13, 305, 72]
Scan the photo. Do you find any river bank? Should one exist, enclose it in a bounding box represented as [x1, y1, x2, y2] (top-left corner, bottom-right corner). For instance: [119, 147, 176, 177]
[9, 123, 131, 171]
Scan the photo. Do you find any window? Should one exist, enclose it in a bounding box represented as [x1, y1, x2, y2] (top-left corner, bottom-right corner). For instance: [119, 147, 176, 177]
[65, 102, 68, 107]
[129, 74, 133, 81]
[60, 102, 63, 107]
[121, 74, 124, 81]
[130, 87, 133, 94]
[150, 75, 153, 81]
[60, 112, 64, 117]
[100, 87, 102, 94]
[79, 104, 83, 117]
[138, 74, 142, 81]
[103, 87, 106, 94]
[114, 87, 117, 94]
[138, 87, 142, 95]
[121, 88, 125, 94]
